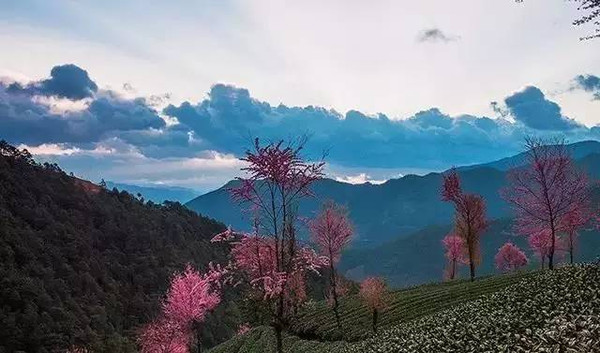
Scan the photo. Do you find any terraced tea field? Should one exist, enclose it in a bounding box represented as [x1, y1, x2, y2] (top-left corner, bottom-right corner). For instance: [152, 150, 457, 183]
[290, 269, 537, 342]
[210, 265, 600, 353]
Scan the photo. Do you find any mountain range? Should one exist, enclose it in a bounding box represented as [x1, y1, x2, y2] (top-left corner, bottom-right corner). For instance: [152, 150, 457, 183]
[186, 140, 600, 248]
[105, 181, 200, 204]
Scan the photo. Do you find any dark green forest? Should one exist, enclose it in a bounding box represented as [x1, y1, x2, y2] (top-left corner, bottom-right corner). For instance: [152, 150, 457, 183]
[0, 141, 241, 352]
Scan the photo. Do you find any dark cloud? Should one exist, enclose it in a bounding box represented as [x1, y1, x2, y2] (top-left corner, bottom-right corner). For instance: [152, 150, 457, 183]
[8, 64, 98, 100]
[0, 77, 164, 145]
[574, 74, 600, 100]
[162, 84, 527, 169]
[504, 86, 579, 131]
[3, 65, 599, 177]
[417, 28, 457, 43]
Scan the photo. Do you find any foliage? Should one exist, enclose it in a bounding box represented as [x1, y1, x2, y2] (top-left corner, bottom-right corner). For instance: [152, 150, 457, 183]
[441, 233, 467, 280]
[0, 141, 238, 352]
[288, 270, 534, 342]
[221, 138, 326, 353]
[309, 201, 353, 328]
[359, 277, 386, 333]
[503, 137, 590, 270]
[210, 266, 600, 353]
[442, 168, 488, 280]
[139, 264, 223, 353]
[344, 265, 600, 353]
[494, 242, 528, 272]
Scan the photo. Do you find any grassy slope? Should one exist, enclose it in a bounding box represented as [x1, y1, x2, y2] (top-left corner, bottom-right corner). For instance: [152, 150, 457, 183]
[209, 269, 536, 353]
[210, 265, 600, 352]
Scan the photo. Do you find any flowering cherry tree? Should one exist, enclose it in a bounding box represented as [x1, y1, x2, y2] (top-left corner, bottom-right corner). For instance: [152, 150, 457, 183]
[441, 233, 467, 280]
[139, 264, 222, 353]
[442, 169, 488, 281]
[560, 206, 592, 264]
[527, 229, 554, 269]
[495, 242, 528, 272]
[216, 138, 326, 353]
[309, 201, 353, 329]
[359, 277, 386, 333]
[503, 138, 590, 270]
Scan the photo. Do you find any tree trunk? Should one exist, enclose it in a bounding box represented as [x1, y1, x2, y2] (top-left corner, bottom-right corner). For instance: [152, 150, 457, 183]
[569, 250, 573, 264]
[569, 234, 574, 264]
[274, 324, 283, 353]
[469, 259, 475, 282]
[548, 224, 556, 270]
[541, 256, 545, 270]
[330, 265, 341, 330]
[372, 308, 378, 333]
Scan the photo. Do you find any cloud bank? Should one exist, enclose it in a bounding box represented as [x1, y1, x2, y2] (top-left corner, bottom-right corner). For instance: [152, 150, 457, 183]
[1, 64, 599, 191]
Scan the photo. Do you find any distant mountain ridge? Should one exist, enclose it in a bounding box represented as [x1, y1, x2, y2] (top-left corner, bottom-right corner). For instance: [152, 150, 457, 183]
[186, 140, 600, 247]
[106, 181, 200, 204]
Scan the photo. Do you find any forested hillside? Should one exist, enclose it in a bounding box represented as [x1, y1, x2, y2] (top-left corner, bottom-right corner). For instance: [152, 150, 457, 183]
[0, 142, 239, 352]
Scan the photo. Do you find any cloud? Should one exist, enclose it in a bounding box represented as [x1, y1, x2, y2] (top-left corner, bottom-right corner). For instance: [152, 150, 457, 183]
[335, 173, 387, 185]
[2, 64, 600, 190]
[0, 65, 166, 145]
[574, 74, 600, 100]
[8, 64, 98, 100]
[161, 83, 598, 171]
[504, 86, 579, 131]
[417, 28, 457, 43]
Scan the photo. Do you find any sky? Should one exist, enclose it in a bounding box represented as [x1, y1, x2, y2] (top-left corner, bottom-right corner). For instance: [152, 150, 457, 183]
[1, 0, 599, 193]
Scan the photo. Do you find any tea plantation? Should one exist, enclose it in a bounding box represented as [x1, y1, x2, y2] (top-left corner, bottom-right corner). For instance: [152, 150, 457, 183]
[209, 265, 600, 352]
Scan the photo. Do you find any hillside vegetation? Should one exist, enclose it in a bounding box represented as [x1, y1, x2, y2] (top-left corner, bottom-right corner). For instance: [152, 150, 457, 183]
[209, 264, 600, 353]
[0, 143, 239, 352]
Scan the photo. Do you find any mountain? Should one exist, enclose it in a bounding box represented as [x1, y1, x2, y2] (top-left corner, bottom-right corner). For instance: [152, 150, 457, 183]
[339, 217, 600, 287]
[462, 140, 600, 171]
[0, 143, 240, 353]
[105, 181, 200, 204]
[186, 140, 600, 247]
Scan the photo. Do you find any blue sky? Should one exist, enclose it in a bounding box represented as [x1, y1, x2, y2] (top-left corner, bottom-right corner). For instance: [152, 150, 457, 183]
[1, 0, 599, 192]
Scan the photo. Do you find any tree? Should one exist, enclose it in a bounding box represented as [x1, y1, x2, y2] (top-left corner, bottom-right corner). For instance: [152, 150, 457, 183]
[516, 0, 599, 40]
[139, 264, 222, 353]
[495, 242, 529, 273]
[309, 201, 353, 330]
[502, 138, 590, 270]
[359, 277, 386, 333]
[528, 229, 553, 269]
[218, 138, 326, 353]
[441, 233, 467, 280]
[560, 206, 592, 264]
[573, 0, 600, 39]
[442, 169, 488, 281]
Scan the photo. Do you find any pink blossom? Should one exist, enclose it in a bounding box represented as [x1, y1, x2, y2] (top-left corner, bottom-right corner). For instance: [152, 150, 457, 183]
[162, 264, 221, 324]
[441, 233, 467, 280]
[236, 323, 251, 336]
[359, 277, 386, 311]
[495, 242, 528, 272]
[309, 201, 354, 264]
[503, 138, 590, 269]
[441, 169, 488, 281]
[138, 318, 191, 353]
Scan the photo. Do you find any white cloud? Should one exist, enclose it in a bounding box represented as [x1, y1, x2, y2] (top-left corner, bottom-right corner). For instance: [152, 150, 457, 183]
[18, 143, 81, 156]
[1, 0, 598, 126]
[31, 95, 91, 114]
[335, 173, 388, 185]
